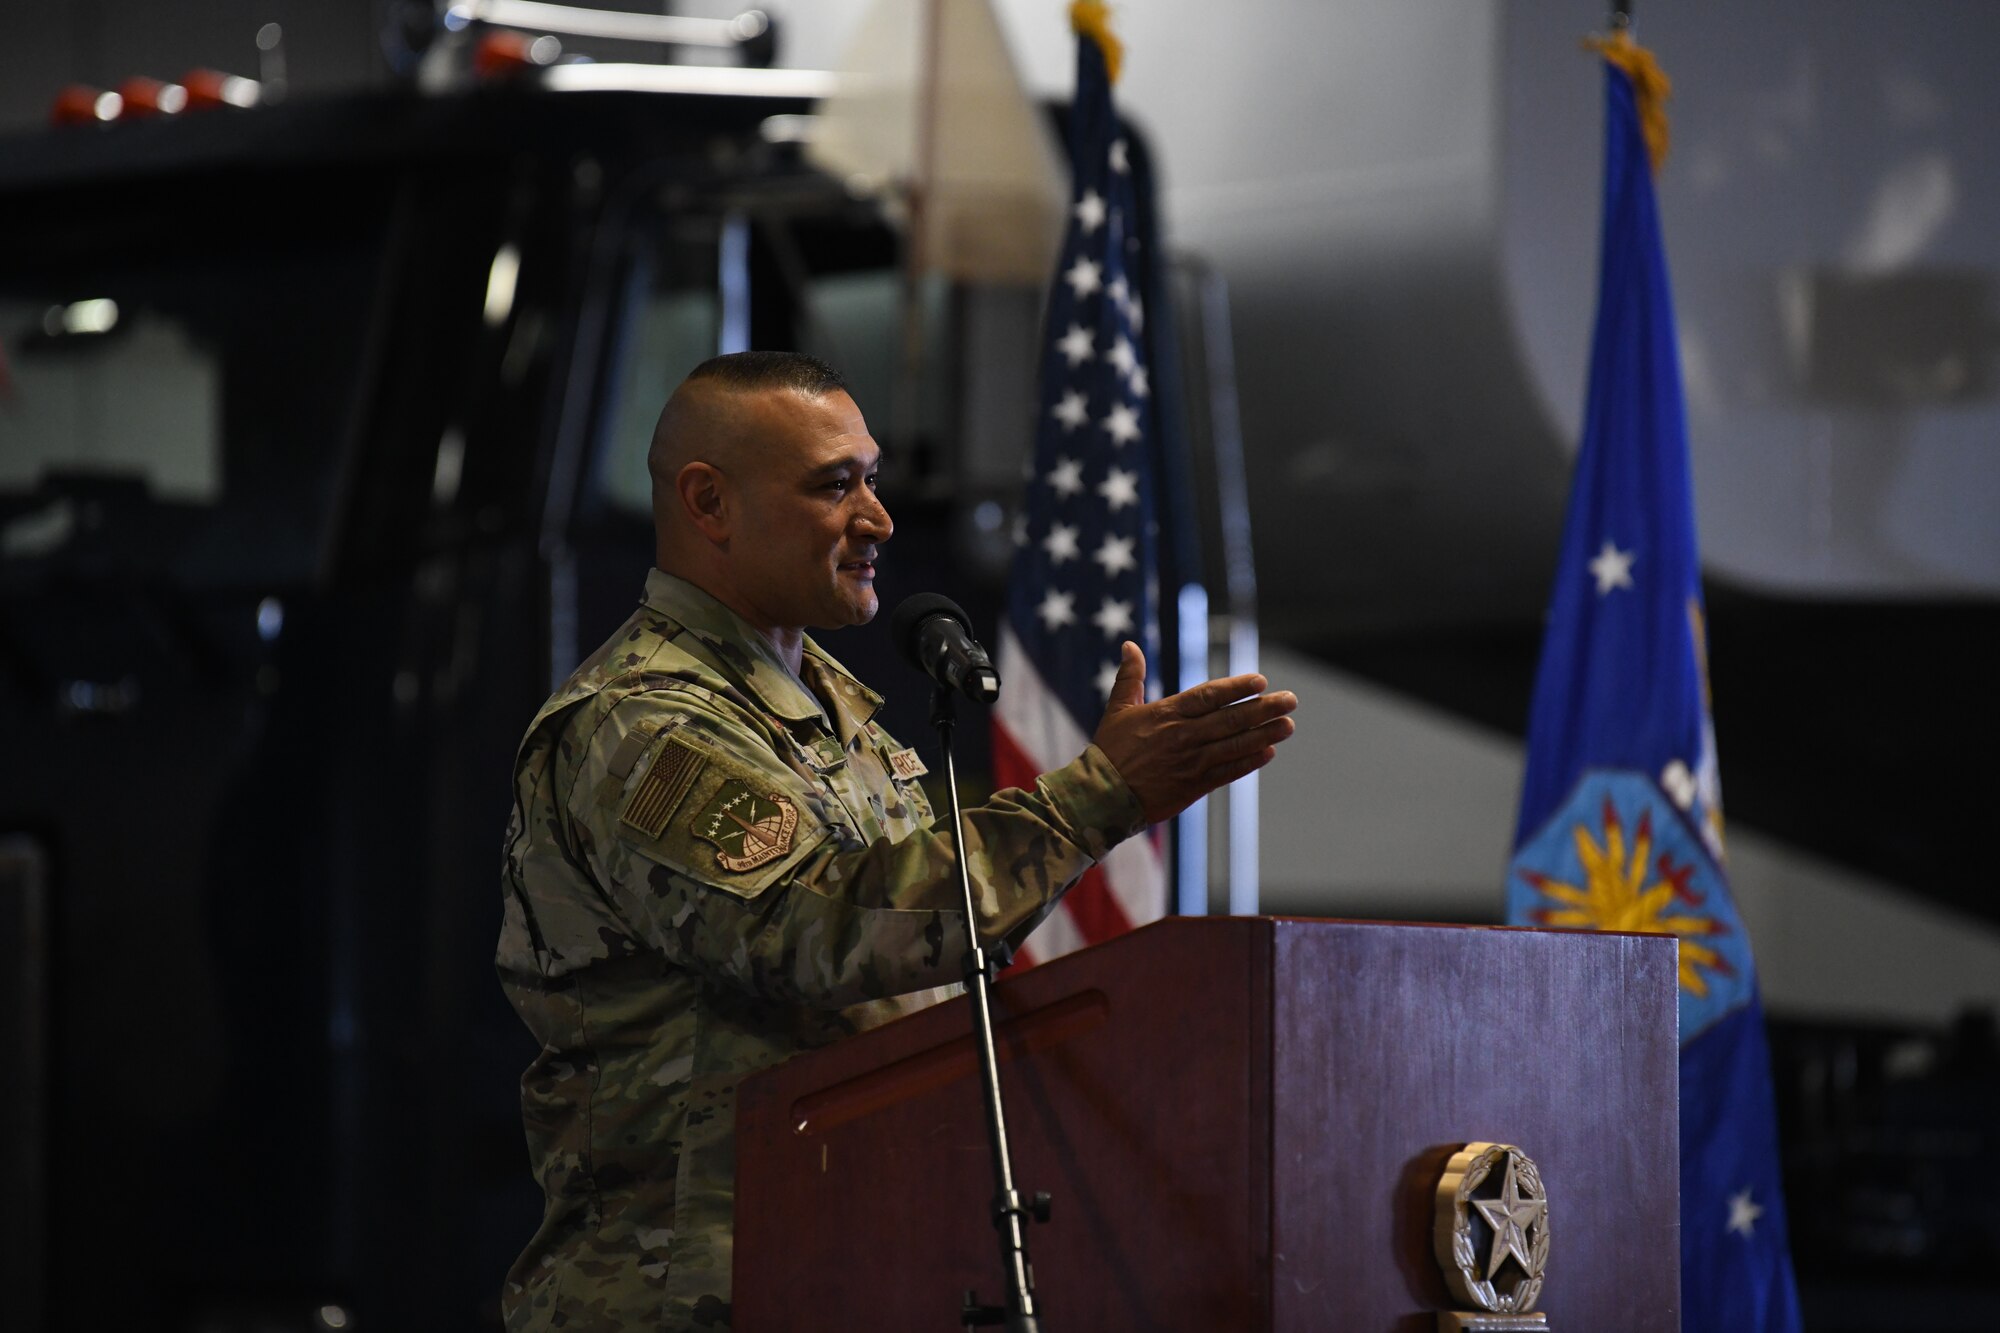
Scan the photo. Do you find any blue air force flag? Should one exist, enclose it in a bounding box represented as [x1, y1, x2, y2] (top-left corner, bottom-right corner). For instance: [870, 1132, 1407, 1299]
[1505, 41, 1802, 1333]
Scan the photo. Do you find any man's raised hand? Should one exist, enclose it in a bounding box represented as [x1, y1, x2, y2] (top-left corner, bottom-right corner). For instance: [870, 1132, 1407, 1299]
[1090, 641, 1297, 826]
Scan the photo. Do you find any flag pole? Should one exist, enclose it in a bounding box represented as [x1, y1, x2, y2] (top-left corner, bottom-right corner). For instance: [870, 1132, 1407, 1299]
[892, 0, 945, 459]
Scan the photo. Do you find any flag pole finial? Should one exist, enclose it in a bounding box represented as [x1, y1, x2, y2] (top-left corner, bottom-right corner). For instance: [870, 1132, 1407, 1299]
[1584, 23, 1671, 173]
[1070, 1, 1124, 84]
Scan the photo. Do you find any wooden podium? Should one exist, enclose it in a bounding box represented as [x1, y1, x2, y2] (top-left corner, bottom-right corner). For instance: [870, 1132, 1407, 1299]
[733, 918, 1678, 1331]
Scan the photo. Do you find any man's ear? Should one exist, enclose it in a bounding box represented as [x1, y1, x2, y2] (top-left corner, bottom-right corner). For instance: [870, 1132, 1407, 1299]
[676, 461, 732, 546]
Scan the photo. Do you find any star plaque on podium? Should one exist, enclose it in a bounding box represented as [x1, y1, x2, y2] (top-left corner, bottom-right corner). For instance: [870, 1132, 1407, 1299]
[1432, 1142, 1552, 1332]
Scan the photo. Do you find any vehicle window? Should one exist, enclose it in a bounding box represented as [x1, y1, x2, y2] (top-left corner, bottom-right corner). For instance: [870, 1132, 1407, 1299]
[0, 226, 384, 588]
[588, 208, 950, 519]
[1, 300, 220, 504]
[596, 283, 719, 516]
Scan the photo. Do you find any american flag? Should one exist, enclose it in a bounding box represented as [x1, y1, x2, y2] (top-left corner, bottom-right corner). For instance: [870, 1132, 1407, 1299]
[992, 8, 1165, 967]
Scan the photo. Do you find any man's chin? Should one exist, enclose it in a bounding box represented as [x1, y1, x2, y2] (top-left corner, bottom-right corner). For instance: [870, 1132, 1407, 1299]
[809, 589, 878, 629]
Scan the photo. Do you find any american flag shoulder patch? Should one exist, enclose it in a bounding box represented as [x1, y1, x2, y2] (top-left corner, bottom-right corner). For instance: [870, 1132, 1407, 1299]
[619, 735, 708, 839]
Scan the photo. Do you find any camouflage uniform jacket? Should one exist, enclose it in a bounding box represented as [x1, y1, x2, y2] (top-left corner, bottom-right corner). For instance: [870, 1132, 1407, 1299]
[497, 570, 1145, 1331]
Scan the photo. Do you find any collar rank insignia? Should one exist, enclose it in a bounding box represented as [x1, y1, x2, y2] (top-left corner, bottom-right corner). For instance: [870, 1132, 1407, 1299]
[691, 781, 799, 872]
[887, 747, 928, 781]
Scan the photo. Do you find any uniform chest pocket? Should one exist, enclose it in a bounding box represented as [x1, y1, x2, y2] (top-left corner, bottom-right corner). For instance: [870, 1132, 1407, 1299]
[777, 731, 873, 842]
[781, 732, 850, 787]
[799, 734, 848, 775]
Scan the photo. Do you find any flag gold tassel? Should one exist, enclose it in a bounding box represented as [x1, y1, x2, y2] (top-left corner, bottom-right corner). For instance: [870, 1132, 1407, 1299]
[1584, 28, 1671, 172]
[1070, 0, 1124, 84]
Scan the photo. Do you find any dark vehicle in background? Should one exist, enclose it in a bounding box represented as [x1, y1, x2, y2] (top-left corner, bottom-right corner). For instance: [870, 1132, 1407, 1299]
[0, 75, 1095, 1330]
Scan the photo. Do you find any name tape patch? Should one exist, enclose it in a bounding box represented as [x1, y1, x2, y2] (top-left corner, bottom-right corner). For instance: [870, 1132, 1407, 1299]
[887, 747, 929, 781]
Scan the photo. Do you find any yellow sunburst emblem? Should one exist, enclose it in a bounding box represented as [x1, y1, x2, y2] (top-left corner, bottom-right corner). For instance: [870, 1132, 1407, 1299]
[1519, 795, 1733, 997]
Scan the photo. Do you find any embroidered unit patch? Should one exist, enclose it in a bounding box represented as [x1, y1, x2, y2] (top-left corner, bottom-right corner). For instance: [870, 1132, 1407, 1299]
[887, 747, 929, 780]
[620, 736, 708, 838]
[691, 781, 799, 872]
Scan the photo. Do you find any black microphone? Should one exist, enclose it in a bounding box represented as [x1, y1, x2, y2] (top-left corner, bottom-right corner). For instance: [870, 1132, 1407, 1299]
[890, 593, 1001, 704]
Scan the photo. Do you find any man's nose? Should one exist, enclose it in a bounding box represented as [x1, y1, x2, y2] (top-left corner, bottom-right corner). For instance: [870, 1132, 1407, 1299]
[855, 489, 892, 542]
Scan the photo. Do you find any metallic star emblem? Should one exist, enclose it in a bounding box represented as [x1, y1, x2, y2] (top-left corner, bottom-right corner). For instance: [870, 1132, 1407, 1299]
[1064, 255, 1103, 300]
[1588, 540, 1635, 594]
[1056, 322, 1095, 367]
[1051, 388, 1088, 430]
[1073, 189, 1106, 234]
[1433, 1142, 1549, 1316]
[1472, 1155, 1546, 1282]
[1726, 1189, 1763, 1238]
[1098, 467, 1139, 511]
[1047, 456, 1085, 499]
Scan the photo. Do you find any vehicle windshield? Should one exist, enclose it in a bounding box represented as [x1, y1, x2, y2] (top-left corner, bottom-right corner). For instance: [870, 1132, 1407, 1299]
[0, 208, 387, 589]
[589, 206, 955, 518]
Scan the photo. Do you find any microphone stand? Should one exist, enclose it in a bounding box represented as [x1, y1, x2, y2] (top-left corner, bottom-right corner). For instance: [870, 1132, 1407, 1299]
[929, 683, 1049, 1332]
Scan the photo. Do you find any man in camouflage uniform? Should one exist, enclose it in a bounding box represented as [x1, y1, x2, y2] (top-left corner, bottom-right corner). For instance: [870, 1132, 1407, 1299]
[498, 351, 1295, 1330]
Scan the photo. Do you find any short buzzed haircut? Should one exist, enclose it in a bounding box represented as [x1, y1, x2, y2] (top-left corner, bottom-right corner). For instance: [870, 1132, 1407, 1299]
[682, 350, 850, 400]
